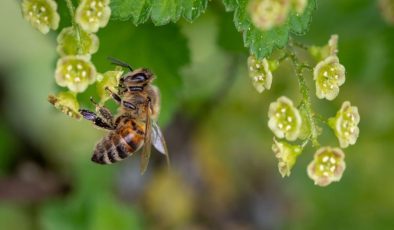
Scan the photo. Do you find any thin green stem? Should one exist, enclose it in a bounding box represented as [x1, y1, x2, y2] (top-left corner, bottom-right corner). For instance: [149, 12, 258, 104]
[287, 47, 320, 147]
[65, 0, 82, 54]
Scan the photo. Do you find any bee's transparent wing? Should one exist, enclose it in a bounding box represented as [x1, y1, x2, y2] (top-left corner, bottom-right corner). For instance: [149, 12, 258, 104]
[151, 121, 171, 167]
[140, 101, 152, 175]
[151, 122, 167, 155]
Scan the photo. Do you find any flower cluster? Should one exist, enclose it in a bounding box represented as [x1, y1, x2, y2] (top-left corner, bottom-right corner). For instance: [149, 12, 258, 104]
[255, 34, 360, 186]
[21, 0, 113, 118]
[21, 0, 60, 34]
[76, 0, 111, 33]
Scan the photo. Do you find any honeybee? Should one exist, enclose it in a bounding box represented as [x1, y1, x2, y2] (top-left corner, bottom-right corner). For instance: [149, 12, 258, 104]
[79, 57, 169, 174]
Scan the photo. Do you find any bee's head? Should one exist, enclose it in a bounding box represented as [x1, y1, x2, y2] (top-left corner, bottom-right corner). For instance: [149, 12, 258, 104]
[121, 68, 155, 87]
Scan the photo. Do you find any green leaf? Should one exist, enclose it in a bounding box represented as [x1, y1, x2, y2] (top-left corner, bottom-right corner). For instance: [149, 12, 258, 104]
[92, 21, 190, 126]
[226, 0, 317, 59]
[110, 0, 208, 25]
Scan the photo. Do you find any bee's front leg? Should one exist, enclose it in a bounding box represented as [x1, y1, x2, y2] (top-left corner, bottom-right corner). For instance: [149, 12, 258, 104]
[79, 109, 115, 130]
[105, 87, 136, 110]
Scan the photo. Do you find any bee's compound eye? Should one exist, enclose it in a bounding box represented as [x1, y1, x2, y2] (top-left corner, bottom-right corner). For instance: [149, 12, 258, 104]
[131, 73, 147, 82]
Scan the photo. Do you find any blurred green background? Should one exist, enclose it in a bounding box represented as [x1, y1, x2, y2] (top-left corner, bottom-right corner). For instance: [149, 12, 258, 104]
[1, 0, 394, 229]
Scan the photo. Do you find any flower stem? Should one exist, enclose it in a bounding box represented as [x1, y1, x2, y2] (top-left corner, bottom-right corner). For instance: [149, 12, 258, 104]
[287, 45, 320, 147]
[65, 0, 82, 54]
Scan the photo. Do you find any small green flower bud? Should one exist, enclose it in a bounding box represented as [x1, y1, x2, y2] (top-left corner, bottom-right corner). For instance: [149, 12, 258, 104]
[248, 0, 290, 31]
[55, 55, 97, 93]
[272, 138, 302, 177]
[75, 0, 111, 33]
[247, 55, 273, 93]
[21, 0, 60, 34]
[57, 27, 99, 56]
[48, 91, 81, 119]
[313, 55, 345, 100]
[307, 147, 346, 187]
[329, 101, 360, 148]
[268, 96, 302, 141]
[96, 70, 123, 103]
[308, 34, 339, 61]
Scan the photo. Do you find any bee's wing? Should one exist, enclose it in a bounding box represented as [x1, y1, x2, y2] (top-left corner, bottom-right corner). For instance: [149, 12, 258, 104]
[140, 100, 152, 175]
[151, 121, 167, 155]
[151, 121, 171, 168]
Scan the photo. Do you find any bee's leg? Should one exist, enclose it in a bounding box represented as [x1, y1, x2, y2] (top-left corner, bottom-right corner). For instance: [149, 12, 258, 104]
[89, 97, 114, 127]
[105, 87, 136, 110]
[79, 109, 114, 130]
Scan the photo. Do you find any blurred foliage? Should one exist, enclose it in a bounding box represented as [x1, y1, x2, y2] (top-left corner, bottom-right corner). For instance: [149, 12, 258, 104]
[0, 0, 394, 229]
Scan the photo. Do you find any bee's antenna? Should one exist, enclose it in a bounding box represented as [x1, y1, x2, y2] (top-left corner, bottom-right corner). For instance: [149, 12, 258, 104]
[107, 57, 133, 72]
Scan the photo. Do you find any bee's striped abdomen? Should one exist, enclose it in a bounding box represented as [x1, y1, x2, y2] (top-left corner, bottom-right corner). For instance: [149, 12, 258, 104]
[91, 120, 145, 164]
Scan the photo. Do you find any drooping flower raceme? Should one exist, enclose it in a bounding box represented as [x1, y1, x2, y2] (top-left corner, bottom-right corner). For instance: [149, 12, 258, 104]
[57, 27, 99, 56]
[76, 0, 111, 33]
[55, 56, 97, 93]
[307, 147, 346, 187]
[272, 139, 302, 177]
[329, 101, 360, 148]
[248, 0, 290, 31]
[48, 91, 81, 119]
[268, 96, 302, 141]
[313, 55, 345, 100]
[247, 56, 275, 93]
[21, 0, 60, 34]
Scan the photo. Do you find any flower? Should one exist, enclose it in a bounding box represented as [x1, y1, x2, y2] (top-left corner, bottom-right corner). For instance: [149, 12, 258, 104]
[75, 0, 111, 33]
[48, 91, 81, 119]
[268, 96, 302, 141]
[329, 101, 360, 148]
[55, 56, 97, 93]
[247, 56, 275, 93]
[21, 0, 60, 34]
[313, 55, 345, 100]
[96, 70, 123, 103]
[248, 0, 290, 31]
[272, 138, 302, 177]
[379, 0, 394, 25]
[307, 147, 346, 187]
[291, 0, 308, 14]
[57, 27, 99, 56]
